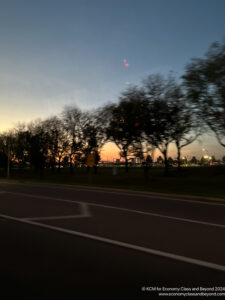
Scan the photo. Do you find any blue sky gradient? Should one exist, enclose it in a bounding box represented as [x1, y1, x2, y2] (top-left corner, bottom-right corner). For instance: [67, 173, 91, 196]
[0, 0, 225, 157]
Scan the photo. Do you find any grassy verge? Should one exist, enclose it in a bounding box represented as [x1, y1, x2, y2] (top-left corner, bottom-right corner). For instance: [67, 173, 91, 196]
[1, 166, 225, 199]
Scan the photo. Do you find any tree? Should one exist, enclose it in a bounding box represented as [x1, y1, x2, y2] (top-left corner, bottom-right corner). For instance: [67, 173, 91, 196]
[183, 41, 225, 148]
[190, 156, 198, 164]
[42, 116, 68, 171]
[106, 86, 147, 172]
[0, 132, 16, 178]
[143, 74, 199, 172]
[13, 124, 29, 169]
[167, 157, 174, 165]
[62, 106, 84, 173]
[150, 100, 175, 173]
[165, 75, 200, 170]
[0, 151, 7, 173]
[143, 74, 178, 174]
[156, 156, 164, 164]
[26, 120, 50, 172]
[200, 156, 211, 166]
[81, 110, 106, 169]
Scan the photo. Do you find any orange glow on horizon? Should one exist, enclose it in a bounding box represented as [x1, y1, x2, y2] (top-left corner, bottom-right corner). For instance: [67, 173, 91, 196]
[100, 142, 120, 161]
[100, 142, 179, 161]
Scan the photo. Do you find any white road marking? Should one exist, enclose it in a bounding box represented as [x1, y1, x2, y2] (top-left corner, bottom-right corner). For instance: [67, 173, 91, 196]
[80, 202, 91, 217]
[0, 212, 225, 273]
[87, 202, 225, 229]
[24, 214, 89, 221]
[3, 191, 225, 229]
[23, 203, 91, 221]
[62, 188, 225, 207]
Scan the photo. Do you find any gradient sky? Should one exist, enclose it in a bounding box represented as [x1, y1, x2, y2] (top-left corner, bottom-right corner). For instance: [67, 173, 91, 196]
[0, 0, 225, 159]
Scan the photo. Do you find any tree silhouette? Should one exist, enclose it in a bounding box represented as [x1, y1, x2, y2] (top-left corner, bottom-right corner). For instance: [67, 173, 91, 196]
[42, 116, 68, 171]
[62, 106, 84, 173]
[106, 87, 147, 172]
[167, 79, 199, 170]
[183, 41, 225, 148]
[143, 75, 178, 174]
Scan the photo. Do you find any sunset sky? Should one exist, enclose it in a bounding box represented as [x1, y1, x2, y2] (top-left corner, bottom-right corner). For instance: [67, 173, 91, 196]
[0, 0, 225, 160]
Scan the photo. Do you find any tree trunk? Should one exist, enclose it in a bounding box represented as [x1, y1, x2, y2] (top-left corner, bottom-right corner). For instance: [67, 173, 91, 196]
[163, 149, 169, 175]
[69, 154, 73, 174]
[177, 144, 181, 171]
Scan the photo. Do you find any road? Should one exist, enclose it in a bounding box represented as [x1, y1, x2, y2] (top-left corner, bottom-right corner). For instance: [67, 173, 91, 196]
[0, 181, 225, 299]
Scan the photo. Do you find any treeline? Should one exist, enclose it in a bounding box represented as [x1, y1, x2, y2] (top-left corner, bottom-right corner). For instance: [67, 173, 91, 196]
[0, 40, 225, 176]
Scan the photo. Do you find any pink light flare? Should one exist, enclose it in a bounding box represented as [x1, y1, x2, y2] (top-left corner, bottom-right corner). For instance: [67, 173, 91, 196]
[123, 59, 127, 63]
[125, 63, 129, 67]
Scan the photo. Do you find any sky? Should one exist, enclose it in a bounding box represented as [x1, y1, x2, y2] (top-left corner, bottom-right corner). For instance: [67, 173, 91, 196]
[0, 0, 225, 159]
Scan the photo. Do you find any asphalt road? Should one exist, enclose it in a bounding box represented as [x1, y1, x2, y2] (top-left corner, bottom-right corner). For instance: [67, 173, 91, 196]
[0, 181, 225, 299]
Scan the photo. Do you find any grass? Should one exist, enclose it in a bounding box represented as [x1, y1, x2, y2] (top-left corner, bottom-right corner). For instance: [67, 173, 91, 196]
[1, 166, 225, 199]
